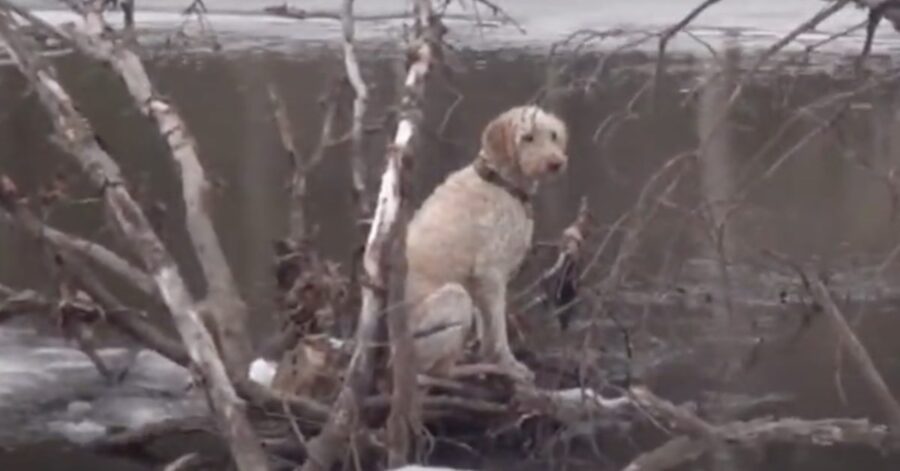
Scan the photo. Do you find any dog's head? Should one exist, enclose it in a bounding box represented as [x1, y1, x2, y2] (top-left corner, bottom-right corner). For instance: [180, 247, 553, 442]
[481, 105, 569, 180]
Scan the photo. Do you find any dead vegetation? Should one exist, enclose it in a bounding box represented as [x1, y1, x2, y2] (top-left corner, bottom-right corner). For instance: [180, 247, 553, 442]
[2, 0, 900, 470]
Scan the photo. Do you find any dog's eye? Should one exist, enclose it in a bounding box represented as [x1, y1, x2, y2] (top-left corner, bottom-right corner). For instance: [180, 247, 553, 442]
[522, 133, 535, 143]
[550, 131, 558, 141]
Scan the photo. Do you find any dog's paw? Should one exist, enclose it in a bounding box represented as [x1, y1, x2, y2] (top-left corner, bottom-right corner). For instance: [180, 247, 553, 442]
[497, 356, 535, 384]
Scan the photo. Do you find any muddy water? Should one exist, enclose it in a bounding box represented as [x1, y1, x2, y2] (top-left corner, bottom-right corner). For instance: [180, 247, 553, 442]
[18, 0, 900, 52]
[4, 21, 900, 471]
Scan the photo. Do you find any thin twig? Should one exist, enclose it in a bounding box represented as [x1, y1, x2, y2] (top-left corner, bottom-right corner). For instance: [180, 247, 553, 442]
[467, 0, 526, 34]
[745, 0, 852, 80]
[654, 0, 725, 100]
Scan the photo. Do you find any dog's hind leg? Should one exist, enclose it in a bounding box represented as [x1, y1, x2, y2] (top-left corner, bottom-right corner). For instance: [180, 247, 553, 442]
[410, 283, 474, 376]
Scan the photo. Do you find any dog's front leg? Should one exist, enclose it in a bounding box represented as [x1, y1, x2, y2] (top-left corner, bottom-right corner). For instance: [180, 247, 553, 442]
[471, 272, 534, 383]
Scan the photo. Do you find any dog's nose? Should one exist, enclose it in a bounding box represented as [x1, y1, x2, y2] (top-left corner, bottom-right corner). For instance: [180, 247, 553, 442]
[547, 159, 565, 173]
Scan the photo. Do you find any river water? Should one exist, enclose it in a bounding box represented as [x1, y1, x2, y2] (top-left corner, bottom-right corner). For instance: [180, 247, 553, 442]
[3, 1, 900, 470]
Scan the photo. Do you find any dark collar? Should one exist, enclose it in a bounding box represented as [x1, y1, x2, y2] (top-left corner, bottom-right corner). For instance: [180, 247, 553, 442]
[473, 157, 532, 208]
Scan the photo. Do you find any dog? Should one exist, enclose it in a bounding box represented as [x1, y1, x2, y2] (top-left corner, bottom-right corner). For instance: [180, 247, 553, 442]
[405, 105, 569, 382]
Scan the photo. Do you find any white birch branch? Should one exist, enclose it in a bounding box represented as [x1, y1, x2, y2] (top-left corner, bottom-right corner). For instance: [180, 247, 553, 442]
[341, 0, 370, 218]
[63, 0, 253, 377]
[300, 1, 441, 468]
[0, 8, 268, 471]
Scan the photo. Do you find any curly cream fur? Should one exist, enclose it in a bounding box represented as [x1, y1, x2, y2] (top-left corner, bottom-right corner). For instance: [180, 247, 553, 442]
[405, 105, 569, 381]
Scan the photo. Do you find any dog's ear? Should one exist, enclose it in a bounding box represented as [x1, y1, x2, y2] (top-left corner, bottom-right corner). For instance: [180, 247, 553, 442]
[481, 113, 515, 162]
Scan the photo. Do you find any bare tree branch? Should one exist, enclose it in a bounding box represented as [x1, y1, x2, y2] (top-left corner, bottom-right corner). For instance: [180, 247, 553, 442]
[267, 82, 306, 241]
[467, 0, 526, 34]
[62, 0, 254, 379]
[263, 3, 501, 25]
[653, 0, 725, 98]
[342, 0, 371, 219]
[746, 0, 852, 78]
[0, 0, 70, 44]
[0, 7, 268, 470]
[811, 276, 900, 436]
[0, 209, 156, 297]
[267, 80, 343, 243]
[2, 172, 190, 362]
[300, 1, 444, 468]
